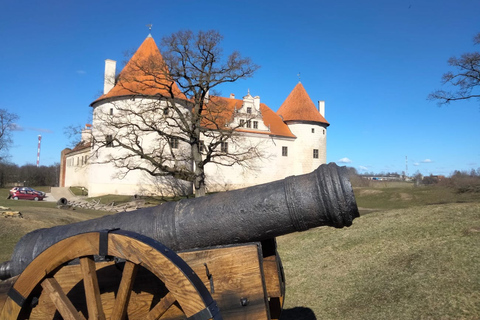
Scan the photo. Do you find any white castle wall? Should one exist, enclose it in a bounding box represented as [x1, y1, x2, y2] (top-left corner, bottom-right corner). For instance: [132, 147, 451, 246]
[64, 150, 90, 188]
[79, 88, 328, 197]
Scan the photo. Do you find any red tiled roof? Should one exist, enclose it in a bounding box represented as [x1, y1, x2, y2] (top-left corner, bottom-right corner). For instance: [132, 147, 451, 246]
[91, 35, 184, 106]
[202, 96, 295, 138]
[67, 141, 91, 154]
[277, 82, 329, 125]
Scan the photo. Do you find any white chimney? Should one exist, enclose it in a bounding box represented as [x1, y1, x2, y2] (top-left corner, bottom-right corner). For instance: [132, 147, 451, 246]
[81, 124, 92, 143]
[254, 96, 260, 110]
[104, 59, 116, 94]
[318, 100, 325, 118]
[230, 93, 235, 99]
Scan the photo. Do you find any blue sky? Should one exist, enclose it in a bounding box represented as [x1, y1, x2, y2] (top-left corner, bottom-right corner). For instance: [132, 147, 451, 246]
[1, 0, 479, 176]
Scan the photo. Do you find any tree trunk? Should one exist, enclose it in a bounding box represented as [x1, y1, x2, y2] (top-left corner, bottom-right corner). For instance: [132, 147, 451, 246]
[191, 125, 206, 198]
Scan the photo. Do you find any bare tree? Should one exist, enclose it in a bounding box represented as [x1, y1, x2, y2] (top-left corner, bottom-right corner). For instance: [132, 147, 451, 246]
[0, 109, 19, 159]
[429, 32, 480, 106]
[92, 30, 261, 197]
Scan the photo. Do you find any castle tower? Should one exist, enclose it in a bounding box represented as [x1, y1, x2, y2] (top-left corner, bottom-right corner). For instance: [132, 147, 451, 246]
[88, 35, 191, 197]
[277, 82, 329, 175]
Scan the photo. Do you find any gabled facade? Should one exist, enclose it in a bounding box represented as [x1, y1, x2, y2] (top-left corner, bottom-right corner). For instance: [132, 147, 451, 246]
[60, 35, 330, 197]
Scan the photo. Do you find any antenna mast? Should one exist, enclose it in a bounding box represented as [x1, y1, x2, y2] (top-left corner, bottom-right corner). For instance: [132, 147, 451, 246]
[36, 135, 42, 167]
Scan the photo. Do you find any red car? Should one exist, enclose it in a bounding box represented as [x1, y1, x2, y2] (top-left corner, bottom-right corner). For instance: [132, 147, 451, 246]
[9, 187, 45, 201]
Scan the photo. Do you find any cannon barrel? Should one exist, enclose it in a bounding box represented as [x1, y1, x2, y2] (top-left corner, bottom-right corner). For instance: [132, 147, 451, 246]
[1, 163, 359, 279]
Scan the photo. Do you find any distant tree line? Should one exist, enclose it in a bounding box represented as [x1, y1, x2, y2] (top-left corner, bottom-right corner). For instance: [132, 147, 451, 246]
[0, 162, 60, 188]
[346, 166, 480, 192]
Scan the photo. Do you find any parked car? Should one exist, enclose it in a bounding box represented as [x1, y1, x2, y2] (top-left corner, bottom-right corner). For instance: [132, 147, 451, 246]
[9, 187, 45, 201]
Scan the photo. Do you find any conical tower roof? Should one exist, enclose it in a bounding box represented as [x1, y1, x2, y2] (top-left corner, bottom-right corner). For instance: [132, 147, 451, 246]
[92, 35, 185, 105]
[277, 82, 329, 125]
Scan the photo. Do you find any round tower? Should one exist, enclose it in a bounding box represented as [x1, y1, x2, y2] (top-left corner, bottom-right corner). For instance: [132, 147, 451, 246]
[276, 82, 329, 175]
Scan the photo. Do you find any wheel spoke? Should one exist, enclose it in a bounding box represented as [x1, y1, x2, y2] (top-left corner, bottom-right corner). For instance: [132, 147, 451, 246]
[110, 260, 138, 320]
[41, 277, 87, 320]
[80, 256, 106, 320]
[145, 292, 176, 320]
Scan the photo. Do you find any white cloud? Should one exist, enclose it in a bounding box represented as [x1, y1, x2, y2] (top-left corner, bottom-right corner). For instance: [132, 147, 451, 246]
[338, 157, 352, 163]
[421, 159, 433, 163]
[76, 70, 86, 75]
[10, 123, 23, 131]
[358, 166, 368, 171]
[413, 162, 420, 166]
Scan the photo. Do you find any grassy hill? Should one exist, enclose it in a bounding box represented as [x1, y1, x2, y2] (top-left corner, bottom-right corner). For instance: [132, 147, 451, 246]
[278, 184, 480, 319]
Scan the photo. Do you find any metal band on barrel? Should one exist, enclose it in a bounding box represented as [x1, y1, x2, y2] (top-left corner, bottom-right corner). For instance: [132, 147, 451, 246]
[284, 176, 308, 231]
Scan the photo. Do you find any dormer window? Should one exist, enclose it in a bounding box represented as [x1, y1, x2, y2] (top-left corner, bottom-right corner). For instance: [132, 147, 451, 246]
[247, 107, 252, 114]
[253, 121, 258, 129]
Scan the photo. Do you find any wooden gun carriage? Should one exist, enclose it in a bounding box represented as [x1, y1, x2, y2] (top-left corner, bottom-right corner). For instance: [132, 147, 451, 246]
[0, 163, 359, 320]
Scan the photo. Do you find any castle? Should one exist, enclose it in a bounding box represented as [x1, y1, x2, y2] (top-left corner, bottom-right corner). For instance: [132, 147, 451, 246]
[59, 35, 329, 197]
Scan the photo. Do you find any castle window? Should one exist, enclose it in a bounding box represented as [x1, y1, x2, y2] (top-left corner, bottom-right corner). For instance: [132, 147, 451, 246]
[105, 135, 114, 148]
[199, 140, 205, 152]
[323, 129, 325, 135]
[240, 119, 245, 127]
[170, 137, 179, 149]
[313, 149, 319, 159]
[312, 128, 315, 133]
[163, 107, 169, 115]
[110, 108, 114, 115]
[221, 141, 229, 153]
[282, 146, 288, 157]
[253, 121, 258, 129]
[247, 107, 252, 114]
[246, 120, 251, 128]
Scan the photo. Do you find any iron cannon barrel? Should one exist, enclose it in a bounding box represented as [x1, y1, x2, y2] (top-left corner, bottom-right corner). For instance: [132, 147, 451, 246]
[3, 162, 359, 278]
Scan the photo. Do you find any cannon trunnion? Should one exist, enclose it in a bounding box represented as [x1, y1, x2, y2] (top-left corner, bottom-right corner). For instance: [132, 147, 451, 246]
[0, 163, 359, 319]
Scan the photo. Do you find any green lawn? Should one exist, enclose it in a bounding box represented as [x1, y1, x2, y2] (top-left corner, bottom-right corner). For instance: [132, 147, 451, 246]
[278, 185, 480, 319]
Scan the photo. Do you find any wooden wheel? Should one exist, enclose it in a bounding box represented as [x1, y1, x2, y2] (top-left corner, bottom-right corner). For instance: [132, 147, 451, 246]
[0, 230, 221, 320]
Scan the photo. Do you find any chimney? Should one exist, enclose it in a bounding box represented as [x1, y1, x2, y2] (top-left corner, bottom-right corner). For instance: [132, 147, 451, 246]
[318, 100, 325, 118]
[253, 96, 260, 110]
[104, 59, 116, 94]
[81, 124, 92, 143]
[230, 93, 235, 99]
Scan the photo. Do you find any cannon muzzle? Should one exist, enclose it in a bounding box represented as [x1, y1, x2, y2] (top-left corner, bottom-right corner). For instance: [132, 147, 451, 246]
[1, 162, 359, 279]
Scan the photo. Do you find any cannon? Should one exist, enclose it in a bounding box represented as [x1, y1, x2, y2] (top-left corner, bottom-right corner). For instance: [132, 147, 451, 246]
[0, 163, 359, 320]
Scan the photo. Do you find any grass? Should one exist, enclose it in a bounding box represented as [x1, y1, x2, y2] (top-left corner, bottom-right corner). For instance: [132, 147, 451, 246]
[353, 184, 480, 211]
[1, 184, 479, 319]
[277, 185, 480, 319]
[0, 188, 111, 262]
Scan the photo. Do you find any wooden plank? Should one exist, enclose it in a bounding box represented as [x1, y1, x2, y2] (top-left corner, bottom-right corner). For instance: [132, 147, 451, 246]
[110, 260, 138, 320]
[41, 277, 86, 320]
[263, 256, 282, 297]
[80, 256, 106, 320]
[178, 243, 269, 320]
[0, 276, 18, 315]
[145, 292, 176, 320]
